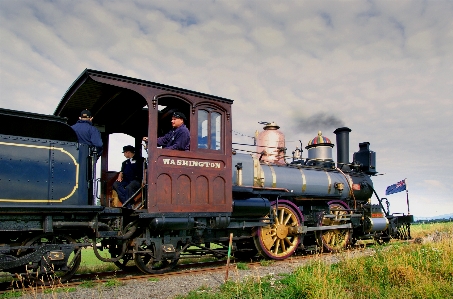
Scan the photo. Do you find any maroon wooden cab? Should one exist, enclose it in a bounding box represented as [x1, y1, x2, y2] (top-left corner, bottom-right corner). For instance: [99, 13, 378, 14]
[55, 69, 233, 215]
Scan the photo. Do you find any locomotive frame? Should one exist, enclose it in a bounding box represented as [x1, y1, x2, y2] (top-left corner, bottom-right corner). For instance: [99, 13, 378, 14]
[0, 69, 413, 284]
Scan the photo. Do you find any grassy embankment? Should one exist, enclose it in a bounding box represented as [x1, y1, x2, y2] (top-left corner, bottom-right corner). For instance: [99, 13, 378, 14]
[177, 222, 453, 299]
[1, 223, 451, 299]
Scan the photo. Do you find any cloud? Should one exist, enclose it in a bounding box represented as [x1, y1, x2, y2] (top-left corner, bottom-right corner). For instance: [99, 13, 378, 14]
[0, 0, 452, 217]
[424, 180, 447, 189]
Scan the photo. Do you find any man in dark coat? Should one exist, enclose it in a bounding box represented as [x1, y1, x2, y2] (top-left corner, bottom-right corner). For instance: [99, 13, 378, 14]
[143, 111, 190, 150]
[113, 145, 145, 208]
[71, 109, 103, 155]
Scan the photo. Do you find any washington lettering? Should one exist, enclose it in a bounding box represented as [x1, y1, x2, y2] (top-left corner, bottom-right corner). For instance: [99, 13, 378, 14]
[162, 158, 221, 169]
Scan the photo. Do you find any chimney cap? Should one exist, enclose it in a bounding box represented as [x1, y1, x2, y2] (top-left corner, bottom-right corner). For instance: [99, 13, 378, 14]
[333, 127, 351, 134]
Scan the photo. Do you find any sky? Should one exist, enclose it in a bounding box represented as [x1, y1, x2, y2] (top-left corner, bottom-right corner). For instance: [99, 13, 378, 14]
[1, 0, 452, 218]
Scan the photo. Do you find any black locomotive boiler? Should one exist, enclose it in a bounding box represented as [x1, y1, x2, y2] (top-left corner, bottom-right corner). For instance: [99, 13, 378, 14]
[0, 69, 413, 284]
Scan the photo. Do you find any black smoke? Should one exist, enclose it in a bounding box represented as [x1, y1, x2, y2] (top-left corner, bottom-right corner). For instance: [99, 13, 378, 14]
[293, 113, 344, 133]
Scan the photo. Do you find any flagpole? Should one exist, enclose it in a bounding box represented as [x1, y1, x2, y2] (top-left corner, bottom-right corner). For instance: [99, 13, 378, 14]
[405, 178, 410, 215]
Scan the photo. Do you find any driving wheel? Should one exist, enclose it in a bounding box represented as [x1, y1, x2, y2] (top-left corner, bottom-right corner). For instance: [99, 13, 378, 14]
[316, 202, 352, 252]
[254, 200, 303, 260]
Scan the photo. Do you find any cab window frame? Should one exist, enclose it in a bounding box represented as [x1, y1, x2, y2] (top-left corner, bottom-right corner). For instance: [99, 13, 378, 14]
[196, 106, 224, 153]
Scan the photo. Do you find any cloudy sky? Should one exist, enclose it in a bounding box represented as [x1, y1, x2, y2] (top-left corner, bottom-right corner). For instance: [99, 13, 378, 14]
[1, 0, 452, 218]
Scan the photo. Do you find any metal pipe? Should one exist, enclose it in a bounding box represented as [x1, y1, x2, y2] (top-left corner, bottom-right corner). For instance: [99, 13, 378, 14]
[333, 127, 351, 169]
[53, 221, 110, 230]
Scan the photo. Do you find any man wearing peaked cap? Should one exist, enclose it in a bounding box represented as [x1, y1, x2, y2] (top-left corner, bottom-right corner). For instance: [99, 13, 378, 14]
[80, 109, 91, 118]
[113, 145, 145, 208]
[122, 145, 135, 153]
[71, 109, 103, 155]
[144, 111, 190, 150]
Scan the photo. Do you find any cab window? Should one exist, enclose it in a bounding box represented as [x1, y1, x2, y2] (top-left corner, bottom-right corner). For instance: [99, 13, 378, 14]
[198, 109, 222, 150]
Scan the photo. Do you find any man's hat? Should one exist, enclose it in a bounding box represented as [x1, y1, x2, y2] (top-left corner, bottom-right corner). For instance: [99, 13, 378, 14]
[80, 110, 92, 118]
[122, 145, 135, 153]
[172, 111, 186, 121]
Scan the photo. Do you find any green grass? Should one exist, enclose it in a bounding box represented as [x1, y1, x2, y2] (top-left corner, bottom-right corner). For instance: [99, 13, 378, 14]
[77, 248, 120, 273]
[411, 221, 453, 238]
[104, 278, 123, 288]
[236, 262, 249, 270]
[0, 291, 23, 299]
[176, 222, 453, 299]
[78, 243, 224, 272]
[79, 280, 96, 288]
[259, 259, 274, 267]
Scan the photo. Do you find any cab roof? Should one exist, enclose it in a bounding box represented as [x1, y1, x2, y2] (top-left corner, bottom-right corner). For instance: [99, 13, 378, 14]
[54, 69, 233, 136]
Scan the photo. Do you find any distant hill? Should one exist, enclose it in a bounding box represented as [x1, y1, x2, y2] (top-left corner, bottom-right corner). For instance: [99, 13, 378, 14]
[414, 213, 453, 221]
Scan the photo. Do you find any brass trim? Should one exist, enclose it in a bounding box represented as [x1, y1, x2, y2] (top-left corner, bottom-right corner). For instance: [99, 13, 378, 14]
[268, 165, 277, 188]
[326, 171, 332, 194]
[252, 158, 266, 187]
[298, 168, 307, 192]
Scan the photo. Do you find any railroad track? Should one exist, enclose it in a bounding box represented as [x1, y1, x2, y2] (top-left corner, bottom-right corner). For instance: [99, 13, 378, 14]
[0, 241, 407, 296]
[0, 260, 233, 295]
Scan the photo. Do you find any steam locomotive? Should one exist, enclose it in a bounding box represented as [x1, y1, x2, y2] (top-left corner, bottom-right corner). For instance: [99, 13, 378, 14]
[0, 69, 412, 284]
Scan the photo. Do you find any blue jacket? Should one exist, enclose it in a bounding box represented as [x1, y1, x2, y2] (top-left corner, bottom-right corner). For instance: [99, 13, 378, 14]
[120, 156, 145, 183]
[157, 124, 190, 150]
[71, 120, 103, 155]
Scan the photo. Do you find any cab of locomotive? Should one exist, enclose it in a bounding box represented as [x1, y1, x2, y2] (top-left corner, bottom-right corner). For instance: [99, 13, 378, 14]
[54, 69, 233, 215]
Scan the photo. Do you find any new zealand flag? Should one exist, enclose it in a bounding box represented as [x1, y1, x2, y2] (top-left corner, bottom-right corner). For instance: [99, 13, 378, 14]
[385, 180, 406, 195]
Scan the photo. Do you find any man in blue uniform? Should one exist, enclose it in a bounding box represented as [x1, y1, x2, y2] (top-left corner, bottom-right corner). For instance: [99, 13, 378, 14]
[71, 109, 103, 156]
[143, 111, 190, 150]
[113, 145, 145, 208]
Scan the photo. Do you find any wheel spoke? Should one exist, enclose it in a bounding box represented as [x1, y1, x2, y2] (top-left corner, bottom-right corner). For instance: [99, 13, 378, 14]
[284, 237, 294, 247]
[283, 213, 292, 225]
[273, 209, 280, 225]
[273, 239, 281, 254]
[279, 209, 285, 224]
[280, 239, 286, 252]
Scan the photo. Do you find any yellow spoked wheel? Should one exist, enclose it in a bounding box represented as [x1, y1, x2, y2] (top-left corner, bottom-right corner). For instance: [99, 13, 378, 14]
[254, 200, 303, 260]
[316, 202, 352, 252]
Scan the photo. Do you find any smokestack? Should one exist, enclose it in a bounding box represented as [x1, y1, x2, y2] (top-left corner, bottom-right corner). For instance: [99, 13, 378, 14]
[333, 127, 351, 169]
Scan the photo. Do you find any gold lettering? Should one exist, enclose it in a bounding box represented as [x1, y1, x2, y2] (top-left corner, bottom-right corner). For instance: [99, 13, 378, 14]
[162, 158, 221, 168]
